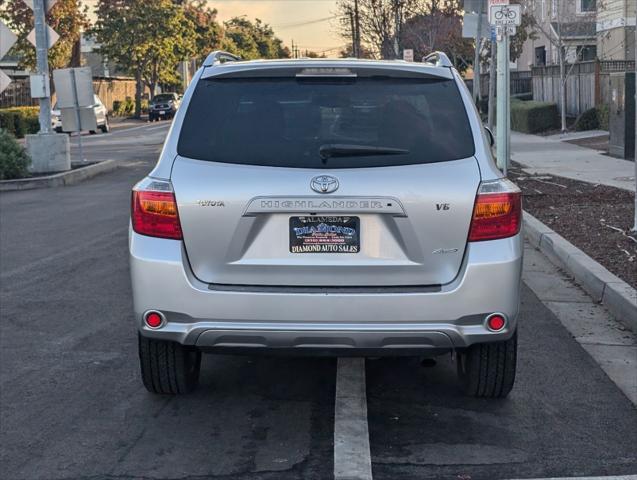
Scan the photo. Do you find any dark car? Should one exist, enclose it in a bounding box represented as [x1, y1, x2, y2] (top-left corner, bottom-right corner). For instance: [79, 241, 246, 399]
[148, 93, 181, 121]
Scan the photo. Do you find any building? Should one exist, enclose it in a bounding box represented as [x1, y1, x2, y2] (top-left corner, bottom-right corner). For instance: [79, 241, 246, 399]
[517, 0, 635, 68]
[596, 0, 636, 60]
[517, 0, 597, 69]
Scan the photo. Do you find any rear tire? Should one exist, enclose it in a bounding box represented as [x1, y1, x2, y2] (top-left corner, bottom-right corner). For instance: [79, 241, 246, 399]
[457, 330, 517, 398]
[138, 334, 201, 394]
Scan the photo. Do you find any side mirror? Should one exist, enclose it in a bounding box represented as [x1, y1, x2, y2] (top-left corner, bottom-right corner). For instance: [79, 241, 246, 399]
[484, 127, 495, 147]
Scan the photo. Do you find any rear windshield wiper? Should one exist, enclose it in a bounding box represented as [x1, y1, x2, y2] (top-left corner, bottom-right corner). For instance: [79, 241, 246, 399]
[318, 144, 409, 163]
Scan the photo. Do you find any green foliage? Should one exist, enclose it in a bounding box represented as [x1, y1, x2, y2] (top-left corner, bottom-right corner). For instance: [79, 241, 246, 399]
[510, 100, 559, 133]
[596, 104, 609, 131]
[112, 99, 148, 116]
[0, 0, 89, 71]
[574, 108, 600, 131]
[91, 0, 197, 115]
[0, 129, 31, 180]
[223, 17, 290, 60]
[0, 107, 40, 138]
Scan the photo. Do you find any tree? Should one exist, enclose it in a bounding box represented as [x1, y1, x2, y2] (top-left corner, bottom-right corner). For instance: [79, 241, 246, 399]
[0, 0, 89, 72]
[337, 0, 412, 59]
[223, 17, 290, 60]
[401, 1, 473, 71]
[91, 0, 196, 117]
[183, 0, 224, 63]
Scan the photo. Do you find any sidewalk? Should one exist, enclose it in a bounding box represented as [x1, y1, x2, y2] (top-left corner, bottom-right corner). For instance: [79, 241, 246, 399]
[511, 131, 635, 192]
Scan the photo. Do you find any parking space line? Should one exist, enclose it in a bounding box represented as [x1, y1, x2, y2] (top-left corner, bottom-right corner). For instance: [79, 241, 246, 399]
[334, 357, 373, 480]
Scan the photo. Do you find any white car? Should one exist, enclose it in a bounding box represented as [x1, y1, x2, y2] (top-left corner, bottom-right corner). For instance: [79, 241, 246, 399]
[51, 94, 110, 134]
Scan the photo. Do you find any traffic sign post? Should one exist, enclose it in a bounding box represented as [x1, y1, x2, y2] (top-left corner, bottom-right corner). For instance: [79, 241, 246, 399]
[489, 0, 520, 176]
[24, 0, 70, 174]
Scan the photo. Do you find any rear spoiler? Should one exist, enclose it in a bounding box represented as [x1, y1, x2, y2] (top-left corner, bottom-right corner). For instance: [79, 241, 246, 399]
[202, 50, 241, 67]
[422, 52, 453, 68]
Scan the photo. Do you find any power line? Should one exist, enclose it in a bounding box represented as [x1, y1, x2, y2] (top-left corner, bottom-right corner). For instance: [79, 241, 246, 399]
[271, 15, 342, 29]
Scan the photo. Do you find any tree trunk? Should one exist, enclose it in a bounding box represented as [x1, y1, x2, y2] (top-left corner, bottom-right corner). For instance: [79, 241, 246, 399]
[134, 68, 143, 119]
[559, 49, 567, 132]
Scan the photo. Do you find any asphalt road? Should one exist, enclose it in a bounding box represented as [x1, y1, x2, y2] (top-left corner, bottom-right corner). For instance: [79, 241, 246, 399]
[1, 122, 636, 480]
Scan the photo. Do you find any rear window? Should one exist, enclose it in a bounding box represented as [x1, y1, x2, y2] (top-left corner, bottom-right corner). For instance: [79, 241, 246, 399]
[177, 76, 475, 168]
[152, 94, 174, 102]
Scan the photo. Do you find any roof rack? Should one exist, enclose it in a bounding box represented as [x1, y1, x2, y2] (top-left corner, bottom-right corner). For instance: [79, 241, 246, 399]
[202, 51, 241, 67]
[422, 51, 453, 68]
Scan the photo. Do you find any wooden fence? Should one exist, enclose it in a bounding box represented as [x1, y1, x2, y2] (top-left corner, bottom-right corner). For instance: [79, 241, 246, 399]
[532, 60, 635, 117]
[465, 70, 532, 98]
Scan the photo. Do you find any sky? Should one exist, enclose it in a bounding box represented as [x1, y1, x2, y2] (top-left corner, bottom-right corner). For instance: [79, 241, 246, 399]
[84, 0, 344, 57]
[213, 0, 343, 56]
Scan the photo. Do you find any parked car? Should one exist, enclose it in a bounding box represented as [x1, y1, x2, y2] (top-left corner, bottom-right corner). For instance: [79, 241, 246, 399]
[51, 94, 110, 134]
[130, 52, 522, 397]
[148, 93, 180, 121]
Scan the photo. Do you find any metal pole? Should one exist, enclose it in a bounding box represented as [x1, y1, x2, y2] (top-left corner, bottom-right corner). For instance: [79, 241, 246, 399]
[488, 39, 496, 130]
[354, 0, 361, 58]
[633, 0, 636, 232]
[33, 0, 51, 134]
[70, 69, 85, 163]
[496, 30, 509, 174]
[473, 1, 484, 103]
[504, 34, 510, 177]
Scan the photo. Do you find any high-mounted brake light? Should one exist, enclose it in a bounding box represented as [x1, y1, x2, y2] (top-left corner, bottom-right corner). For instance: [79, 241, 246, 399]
[468, 179, 521, 242]
[131, 181, 182, 240]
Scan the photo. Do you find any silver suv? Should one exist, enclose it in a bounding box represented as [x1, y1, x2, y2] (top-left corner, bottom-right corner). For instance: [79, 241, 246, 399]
[130, 51, 522, 398]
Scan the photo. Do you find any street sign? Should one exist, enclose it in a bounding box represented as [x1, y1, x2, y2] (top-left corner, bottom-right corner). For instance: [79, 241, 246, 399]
[489, 4, 521, 26]
[403, 49, 414, 62]
[489, 0, 509, 5]
[463, 0, 483, 13]
[495, 25, 517, 35]
[27, 24, 59, 49]
[29, 73, 50, 98]
[22, 0, 59, 12]
[0, 21, 18, 59]
[60, 107, 97, 133]
[0, 70, 11, 94]
[53, 67, 94, 108]
[463, 12, 491, 38]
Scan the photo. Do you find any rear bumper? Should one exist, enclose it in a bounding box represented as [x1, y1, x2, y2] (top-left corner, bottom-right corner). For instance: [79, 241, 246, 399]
[129, 229, 523, 352]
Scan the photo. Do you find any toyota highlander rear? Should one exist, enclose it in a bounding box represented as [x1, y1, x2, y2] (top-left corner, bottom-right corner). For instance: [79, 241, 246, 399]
[129, 52, 522, 398]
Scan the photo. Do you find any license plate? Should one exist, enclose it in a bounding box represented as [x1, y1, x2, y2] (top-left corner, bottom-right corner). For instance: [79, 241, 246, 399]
[159, 110, 165, 115]
[290, 216, 360, 253]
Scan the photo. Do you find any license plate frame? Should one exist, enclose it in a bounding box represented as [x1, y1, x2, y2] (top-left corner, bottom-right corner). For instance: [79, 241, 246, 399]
[289, 216, 360, 254]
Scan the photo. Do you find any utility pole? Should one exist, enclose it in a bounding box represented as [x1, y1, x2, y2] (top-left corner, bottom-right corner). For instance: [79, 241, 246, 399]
[488, 38, 496, 130]
[34, 0, 51, 134]
[354, 0, 361, 58]
[393, 0, 401, 58]
[472, 0, 484, 103]
[348, 8, 356, 57]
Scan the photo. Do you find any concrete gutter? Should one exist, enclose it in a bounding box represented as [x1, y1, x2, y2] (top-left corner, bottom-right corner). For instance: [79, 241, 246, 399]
[0, 160, 118, 192]
[524, 212, 637, 333]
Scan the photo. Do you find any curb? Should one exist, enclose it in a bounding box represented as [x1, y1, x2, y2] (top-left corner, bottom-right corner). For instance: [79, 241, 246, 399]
[524, 212, 637, 333]
[0, 160, 118, 192]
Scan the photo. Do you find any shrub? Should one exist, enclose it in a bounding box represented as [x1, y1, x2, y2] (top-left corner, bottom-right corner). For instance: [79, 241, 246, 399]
[574, 108, 599, 131]
[0, 129, 31, 180]
[596, 104, 609, 131]
[0, 107, 40, 138]
[510, 100, 559, 133]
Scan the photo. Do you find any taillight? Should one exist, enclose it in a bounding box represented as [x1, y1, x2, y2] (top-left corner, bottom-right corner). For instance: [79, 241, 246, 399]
[468, 179, 522, 242]
[131, 182, 182, 240]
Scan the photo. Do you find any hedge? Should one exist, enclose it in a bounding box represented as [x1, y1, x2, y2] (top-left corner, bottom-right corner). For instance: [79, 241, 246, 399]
[510, 100, 559, 133]
[574, 107, 599, 131]
[0, 128, 31, 180]
[0, 107, 40, 138]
